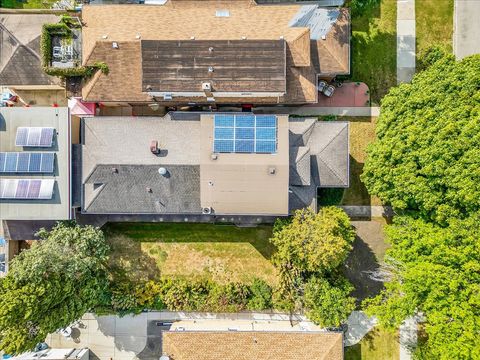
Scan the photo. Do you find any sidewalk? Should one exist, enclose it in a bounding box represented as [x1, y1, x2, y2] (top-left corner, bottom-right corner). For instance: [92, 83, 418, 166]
[399, 317, 418, 360]
[338, 206, 394, 219]
[397, 0, 416, 83]
[454, 0, 480, 59]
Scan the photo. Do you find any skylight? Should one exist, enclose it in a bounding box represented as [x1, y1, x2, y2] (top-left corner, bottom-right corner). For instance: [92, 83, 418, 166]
[215, 9, 230, 17]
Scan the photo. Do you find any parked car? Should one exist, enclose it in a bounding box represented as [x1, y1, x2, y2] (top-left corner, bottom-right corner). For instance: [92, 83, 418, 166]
[318, 80, 327, 92]
[323, 85, 335, 97]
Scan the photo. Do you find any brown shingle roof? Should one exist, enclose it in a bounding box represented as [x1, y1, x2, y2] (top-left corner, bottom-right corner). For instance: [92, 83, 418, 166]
[162, 331, 343, 360]
[81, 1, 350, 104]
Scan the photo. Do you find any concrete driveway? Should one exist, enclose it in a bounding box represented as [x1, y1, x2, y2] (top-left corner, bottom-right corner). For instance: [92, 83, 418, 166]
[454, 0, 480, 59]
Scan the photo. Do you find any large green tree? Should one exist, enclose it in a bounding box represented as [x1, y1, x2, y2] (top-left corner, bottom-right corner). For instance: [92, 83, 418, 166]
[361, 54, 480, 224]
[365, 215, 480, 359]
[271, 207, 356, 326]
[0, 222, 109, 354]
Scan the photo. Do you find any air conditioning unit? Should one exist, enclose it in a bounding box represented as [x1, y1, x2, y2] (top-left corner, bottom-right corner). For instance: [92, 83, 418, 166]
[202, 82, 212, 91]
[202, 207, 213, 215]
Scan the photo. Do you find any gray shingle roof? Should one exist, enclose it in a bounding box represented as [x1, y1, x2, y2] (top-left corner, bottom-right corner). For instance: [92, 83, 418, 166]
[84, 164, 200, 214]
[288, 118, 349, 213]
[0, 14, 60, 86]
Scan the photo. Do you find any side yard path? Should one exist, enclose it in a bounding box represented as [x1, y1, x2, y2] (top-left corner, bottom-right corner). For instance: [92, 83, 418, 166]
[399, 317, 418, 360]
[255, 106, 380, 117]
[454, 0, 480, 59]
[397, 0, 416, 83]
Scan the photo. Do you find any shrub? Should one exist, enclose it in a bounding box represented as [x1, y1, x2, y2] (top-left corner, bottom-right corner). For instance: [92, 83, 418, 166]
[247, 278, 273, 310]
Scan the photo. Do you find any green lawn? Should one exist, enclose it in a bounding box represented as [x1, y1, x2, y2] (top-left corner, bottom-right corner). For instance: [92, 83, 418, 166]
[351, 0, 397, 104]
[104, 223, 277, 286]
[1, 0, 60, 8]
[345, 327, 399, 360]
[416, 0, 454, 55]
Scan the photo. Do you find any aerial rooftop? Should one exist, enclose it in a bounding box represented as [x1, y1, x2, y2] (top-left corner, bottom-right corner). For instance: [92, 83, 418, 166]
[81, 0, 350, 104]
[80, 113, 348, 216]
[0, 107, 71, 220]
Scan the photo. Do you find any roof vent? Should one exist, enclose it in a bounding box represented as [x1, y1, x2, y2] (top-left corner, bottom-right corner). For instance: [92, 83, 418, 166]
[135, 34, 141, 39]
[202, 82, 212, 91]
[190, 36, 195, 40]
[102, 34, 108, 39]
[146, 187, 152, 193]
[163, 93, 173, 100]
[241, 36, 247, 40]
[215, 9, 230, 17]
[202, 207, 213, 214]
[158, 167, 168, 176]
[208, 66, 214, 73]
[112, 42, 119, 49]
[111, 167, 118, 173]
[279, 35, 284, 40]
[146, 84, 152, 91]
[211, 153, 218, 160]
[208, 47, 214, 52]
[269, 167, 276, 175]
[321, 35, 327, 40]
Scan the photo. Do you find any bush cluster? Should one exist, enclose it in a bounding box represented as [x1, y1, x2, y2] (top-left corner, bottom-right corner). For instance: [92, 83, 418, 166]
[107, 278, 273, 315]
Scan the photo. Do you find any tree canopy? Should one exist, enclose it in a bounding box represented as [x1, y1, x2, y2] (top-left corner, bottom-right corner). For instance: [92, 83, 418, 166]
[0, 222, 109, 355]
[361, 54, 480, 224]
[271, 207, 356, 326]
[365, 215, 480, 359]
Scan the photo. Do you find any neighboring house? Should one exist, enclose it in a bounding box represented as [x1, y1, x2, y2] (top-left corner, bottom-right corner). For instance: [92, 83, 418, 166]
[161, 331, 343, 360]
[78, 113, 348, 218]
[80, 0, 350, 106]
[0, 14, 65, 105]
[0, 107, 72, 221]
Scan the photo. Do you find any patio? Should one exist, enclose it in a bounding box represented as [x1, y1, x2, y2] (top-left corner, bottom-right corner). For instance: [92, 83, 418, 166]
[312, 82, 370, 107]
[51, 28, 82, 68]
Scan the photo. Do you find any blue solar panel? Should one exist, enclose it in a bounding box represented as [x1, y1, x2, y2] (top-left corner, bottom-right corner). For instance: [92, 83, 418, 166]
[235, 140, 255, 153]
[256, 141, 277, 153]
[40, 153, 55, 173]
[256, 128, 276, 140]
[235, 115, 255, 127]
[29, 153, 41, 172]
[15, 128, 28, 146]
[214, 140, 234, 153]
[214, 127, 234, 140]
[17, 153, 30, 172]
[213, 114, 277, 154]
[0, 153, 5, 172]
[5, 153, 17, 172]
[214, 114, 235, 127]
[256, 115, 277, 128]
[236, 128, 255, 140]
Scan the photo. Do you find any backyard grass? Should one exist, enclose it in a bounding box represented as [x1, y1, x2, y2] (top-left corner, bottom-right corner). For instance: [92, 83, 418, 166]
[342, 117, 382, 206]
[345, 327, 399, 360]
[351, 0, 397, 104]
[416, 0, 454, 55]
[104, 223, 277, 286]
[1, 0, 60, 8]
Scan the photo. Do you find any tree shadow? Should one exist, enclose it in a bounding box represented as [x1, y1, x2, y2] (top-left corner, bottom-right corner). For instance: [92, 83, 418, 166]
[342, 156, 372, 208]
[343, 231, 385, 304]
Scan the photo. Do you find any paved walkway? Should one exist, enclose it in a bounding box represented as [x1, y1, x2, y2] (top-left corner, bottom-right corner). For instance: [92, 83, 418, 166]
[399, 316, 418, 360]
[454, 0, 480, 59]
[255, 106, 380, 117]
[338, 206, 394, 218]
[344, 311, 378, 346]
[397, 0, 416, 83]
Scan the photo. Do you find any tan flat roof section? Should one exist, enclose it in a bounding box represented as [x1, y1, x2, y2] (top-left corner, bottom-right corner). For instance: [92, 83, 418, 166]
[162, 331, 344, 360]
[200, 114, 289, 215]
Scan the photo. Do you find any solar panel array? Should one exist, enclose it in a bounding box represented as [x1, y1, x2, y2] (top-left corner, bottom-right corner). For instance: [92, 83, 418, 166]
[0, 179, 55, 199]
[15, 127, 54, 147]
[213, 114, 277, 154]
[0, 152, 54, 173]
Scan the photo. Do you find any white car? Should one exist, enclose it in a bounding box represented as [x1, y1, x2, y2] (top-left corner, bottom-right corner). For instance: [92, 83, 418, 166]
[323, 85, 335, 97]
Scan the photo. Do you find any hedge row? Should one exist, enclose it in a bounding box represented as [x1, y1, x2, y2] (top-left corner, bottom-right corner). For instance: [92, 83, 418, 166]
[103, 278, 273, 315]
